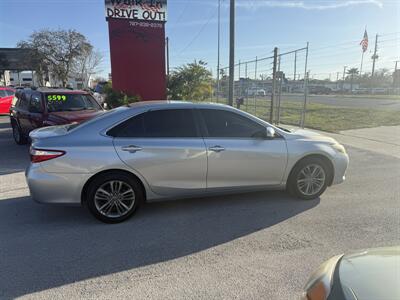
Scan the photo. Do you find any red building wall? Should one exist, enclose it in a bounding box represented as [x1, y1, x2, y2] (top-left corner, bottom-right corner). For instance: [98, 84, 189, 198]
[107, 18, 166, 100]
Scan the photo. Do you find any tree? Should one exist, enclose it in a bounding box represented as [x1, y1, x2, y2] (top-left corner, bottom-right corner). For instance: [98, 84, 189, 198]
[18, 29, 92, 87]
[73, 48, 103, 88]
[167, 60, 213, 100]
[346, 68, 359, 91]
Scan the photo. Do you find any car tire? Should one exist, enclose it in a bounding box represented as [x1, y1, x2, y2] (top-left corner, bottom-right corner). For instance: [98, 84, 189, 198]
[86, 172, 144, 223]
[11, 121, 27, 145]
[287, 157, 330, 200]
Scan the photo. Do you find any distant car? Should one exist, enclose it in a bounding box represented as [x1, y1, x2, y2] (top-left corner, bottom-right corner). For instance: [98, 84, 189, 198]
[247, 88, 266, 96]
[302, 246, 400, 300]
[371, 88, 387, 95]
[93, 81, 109, 105]
[10, 88, 104, 145]
[0, 87, 15, 114]
[26, 101, 348, 223]
[352, 88, 369, 95]
[309, 86, 332, 95]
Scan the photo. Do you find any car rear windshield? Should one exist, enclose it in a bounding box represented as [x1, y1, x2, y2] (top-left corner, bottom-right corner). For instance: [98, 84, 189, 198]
[46, 93, 101, 112]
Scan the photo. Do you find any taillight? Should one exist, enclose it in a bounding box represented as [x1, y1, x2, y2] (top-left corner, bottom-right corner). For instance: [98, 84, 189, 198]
[30, 147, 65, 163]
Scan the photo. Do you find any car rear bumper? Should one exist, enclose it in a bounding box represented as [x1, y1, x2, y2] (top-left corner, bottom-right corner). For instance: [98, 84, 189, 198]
[332, 153, 349, 185]
[26, 163, 90, 205]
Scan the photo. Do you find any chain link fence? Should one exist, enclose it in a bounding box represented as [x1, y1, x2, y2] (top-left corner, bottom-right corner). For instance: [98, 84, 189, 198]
[213, 45, 309, 128]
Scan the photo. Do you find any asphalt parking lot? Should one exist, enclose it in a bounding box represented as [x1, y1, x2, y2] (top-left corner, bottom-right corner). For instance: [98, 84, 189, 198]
[0, 115, 399, 300]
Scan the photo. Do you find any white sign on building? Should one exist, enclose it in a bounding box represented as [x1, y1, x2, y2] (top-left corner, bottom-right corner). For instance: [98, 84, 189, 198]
[105, 0, 167, 22]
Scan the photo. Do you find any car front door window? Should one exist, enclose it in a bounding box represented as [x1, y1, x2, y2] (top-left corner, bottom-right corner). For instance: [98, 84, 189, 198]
[200, 109, 265, 139]
[199, 109, 287, 188]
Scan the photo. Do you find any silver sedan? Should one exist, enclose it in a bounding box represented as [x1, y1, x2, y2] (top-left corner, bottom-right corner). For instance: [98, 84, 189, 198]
[26, 101, 349, 223]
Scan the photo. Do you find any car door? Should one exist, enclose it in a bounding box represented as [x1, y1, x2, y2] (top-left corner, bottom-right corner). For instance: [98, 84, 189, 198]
[0, 90, 7, 114]
[16, 92, 31, 135]
[112, 108, 207, 196]
[0, 90, 11, 114]
[198, 108, 287, 189]
[27, 92, 45, 130]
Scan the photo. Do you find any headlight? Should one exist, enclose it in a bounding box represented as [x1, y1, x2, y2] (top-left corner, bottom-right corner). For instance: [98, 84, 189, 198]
[331, 143, 346, 154]
[303, 255, 343, 300]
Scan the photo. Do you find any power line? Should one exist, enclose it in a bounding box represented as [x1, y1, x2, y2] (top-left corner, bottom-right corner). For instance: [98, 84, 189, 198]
[177, 8, 218, 55]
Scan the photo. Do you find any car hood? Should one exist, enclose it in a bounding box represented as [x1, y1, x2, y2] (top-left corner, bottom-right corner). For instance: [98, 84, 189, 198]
[338, 246, 400, 300]
[285, 128, 338, 144]
[48, 109, 103, 124]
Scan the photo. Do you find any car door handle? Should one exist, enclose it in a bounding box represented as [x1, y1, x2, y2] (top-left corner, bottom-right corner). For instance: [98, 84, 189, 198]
[121, 145, 143, 153]
[209, 145, 225, 152]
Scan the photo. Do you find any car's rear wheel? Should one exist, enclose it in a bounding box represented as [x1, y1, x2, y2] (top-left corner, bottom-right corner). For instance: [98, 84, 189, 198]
[288, 157, 329, 200]
[11, 121, 27, 145]
[86, 172, 144, 223]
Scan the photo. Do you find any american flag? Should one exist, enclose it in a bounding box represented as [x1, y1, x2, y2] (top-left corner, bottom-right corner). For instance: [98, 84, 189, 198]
[360, 29, 368, 52]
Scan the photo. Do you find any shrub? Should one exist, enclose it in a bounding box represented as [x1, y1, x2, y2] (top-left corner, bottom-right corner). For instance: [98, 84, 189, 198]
[103, 82, 141, 108]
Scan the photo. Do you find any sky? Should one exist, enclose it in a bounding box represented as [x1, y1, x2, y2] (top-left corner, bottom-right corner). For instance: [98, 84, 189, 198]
[0, 0, 399, 80]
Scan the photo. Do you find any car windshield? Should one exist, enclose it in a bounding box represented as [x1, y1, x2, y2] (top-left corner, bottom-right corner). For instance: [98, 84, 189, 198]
[46, 93, 100, 112]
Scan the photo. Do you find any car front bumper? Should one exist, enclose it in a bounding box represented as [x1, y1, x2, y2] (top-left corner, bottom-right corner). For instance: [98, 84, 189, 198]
[26, 163, 91, 205]
[332, 152, 349, 185]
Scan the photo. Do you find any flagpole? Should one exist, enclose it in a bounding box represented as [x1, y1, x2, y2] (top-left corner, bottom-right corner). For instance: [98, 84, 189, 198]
[360, 51, 364, 76]
[360, 25, 367, 76]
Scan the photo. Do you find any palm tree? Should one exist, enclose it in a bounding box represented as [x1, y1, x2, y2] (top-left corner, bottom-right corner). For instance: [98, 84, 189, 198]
[346, 68, 359, 92]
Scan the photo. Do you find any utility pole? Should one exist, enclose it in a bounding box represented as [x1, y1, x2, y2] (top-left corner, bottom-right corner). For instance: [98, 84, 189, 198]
[371, 34, 379, 77]
[394, 60, 399, 89]
[216, 0, 221, 103]
[238, 60, 241, 97]
[300, 71, 309, 128]
[245, 62, 248, 108]
[277, 55, 282, 124]
[342, 66, 347, 92]
[270, 47, 278, 123]
[254, 56, 258, 80]
[166, 37, 170, 77]
[336, 72, 339, 89]
[300, 42, 309, 128]
[294, 50, 297, 81]
[228, 0, 235, 106]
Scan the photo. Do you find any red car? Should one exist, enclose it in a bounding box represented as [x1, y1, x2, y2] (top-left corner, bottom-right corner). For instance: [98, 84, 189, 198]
[10, 88, 104, 144]
[0, 87, 16, 114]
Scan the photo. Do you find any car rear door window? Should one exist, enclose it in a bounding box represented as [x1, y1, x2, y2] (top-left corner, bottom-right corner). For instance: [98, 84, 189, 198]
[108, 109, 198, 138]
[200, 109, 265, 138]
[29, 94, 43, 113]
[18, 93, 30, 110]
[0, 90, 6, 97]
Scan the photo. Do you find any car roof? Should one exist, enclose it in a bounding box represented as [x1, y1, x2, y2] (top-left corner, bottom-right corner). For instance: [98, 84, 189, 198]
[0, 87, 15, 91]
[35, 87, 89, 94]
[127, 100, 232, 110]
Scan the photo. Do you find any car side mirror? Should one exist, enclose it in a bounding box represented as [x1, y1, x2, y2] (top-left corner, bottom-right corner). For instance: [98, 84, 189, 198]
[266, 127, 275, 138]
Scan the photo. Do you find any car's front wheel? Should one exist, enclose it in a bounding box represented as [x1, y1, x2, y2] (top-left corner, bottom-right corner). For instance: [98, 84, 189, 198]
[86, 172, 144, 223]
[288, 157, 330, 200]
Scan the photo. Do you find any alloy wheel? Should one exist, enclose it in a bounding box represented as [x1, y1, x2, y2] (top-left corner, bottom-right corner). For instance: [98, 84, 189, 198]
[94, 180, 136, 218]
[296, 164, 326, 196]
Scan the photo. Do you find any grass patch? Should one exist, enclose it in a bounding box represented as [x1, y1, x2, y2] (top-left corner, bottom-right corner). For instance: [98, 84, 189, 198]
[201, 97, 400, 132]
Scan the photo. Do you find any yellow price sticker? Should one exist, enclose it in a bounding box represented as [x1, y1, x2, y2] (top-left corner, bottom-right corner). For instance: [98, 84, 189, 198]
[48, 95, 67, 101]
